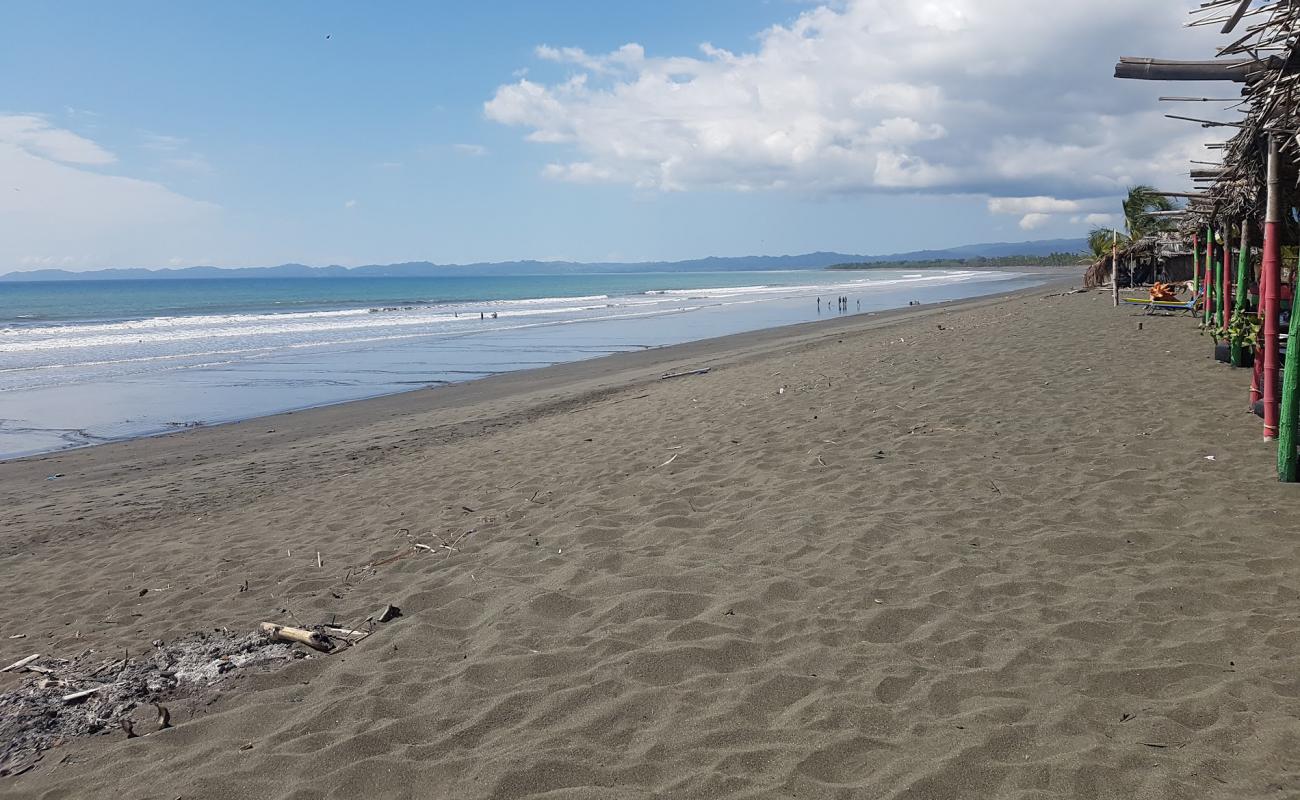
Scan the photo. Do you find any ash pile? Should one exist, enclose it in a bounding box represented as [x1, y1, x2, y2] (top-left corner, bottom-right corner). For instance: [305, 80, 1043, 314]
[0, 630, 304, 777]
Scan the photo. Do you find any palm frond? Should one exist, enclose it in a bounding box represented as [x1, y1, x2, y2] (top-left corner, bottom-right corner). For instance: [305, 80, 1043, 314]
[1088, 226, 1128, 258]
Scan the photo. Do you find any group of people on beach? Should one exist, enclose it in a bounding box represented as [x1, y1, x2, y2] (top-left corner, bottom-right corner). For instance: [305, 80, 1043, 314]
[818, 296, 858, 313]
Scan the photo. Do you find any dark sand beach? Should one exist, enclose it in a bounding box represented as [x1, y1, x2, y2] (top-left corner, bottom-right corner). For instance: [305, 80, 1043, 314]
[2, 285, 1298, 799]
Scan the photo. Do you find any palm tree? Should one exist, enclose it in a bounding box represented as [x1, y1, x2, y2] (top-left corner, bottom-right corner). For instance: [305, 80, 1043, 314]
[1089, 185, 1178, 284]
[1088, 226, 1120, 258]
[1121, 185, 1175, 242]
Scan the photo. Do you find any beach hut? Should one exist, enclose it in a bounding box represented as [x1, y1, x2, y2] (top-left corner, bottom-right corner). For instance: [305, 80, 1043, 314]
[1084, 234, 1195, 289]
[1113, 0, 1300, 479]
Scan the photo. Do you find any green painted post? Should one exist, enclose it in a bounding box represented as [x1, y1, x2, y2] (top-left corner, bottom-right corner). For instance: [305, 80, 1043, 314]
[1231, 224, 1250, 367]
[1206, 248, 1216, 326]
[1278, 283, 1300, 481]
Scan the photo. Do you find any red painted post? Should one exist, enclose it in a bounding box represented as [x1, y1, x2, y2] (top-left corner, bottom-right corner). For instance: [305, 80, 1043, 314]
[1252, 224, 1264, 406]
[1264, 136, 1282, 439]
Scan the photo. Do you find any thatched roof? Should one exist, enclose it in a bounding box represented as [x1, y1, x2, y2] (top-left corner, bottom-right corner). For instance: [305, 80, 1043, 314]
[1083, 234, 1188, 288]
[1118, 2, 1300, 235]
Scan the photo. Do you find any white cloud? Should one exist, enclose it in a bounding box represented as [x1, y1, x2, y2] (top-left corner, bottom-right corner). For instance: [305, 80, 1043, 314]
[486, 0, 1221, 201]
[1082, 212, 1117, 226]
[344, 199, 358, 209]
[988, 196, 1083, 215]
[0, 114, 115, 165]
[0, 114, 219, 270]
[536, 43, 645, 74]
[1019, 212, 1051, 230]
[453, 143, 489, 157]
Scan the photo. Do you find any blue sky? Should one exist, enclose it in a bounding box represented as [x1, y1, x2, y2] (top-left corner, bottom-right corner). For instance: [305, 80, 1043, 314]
[0, 1, 1221, 270]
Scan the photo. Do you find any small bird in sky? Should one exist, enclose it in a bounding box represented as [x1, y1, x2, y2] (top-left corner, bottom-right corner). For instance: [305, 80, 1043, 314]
[325, 34, 331, 39]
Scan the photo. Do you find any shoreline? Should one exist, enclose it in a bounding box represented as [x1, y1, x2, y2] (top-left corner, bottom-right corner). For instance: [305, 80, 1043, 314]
[0, 274, 1068, 468]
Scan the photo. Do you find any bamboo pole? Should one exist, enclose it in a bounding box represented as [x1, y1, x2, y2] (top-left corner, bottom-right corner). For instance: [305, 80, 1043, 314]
[1221, 226, 1232, 330]
[1263, 135, 1281, 439]
[1279, 285, 1300, 481]
[1192, 233, 1200, 296]
[1111, 230, 1119, 307]
[1205, 226, 1216, 327]
[1252, 229, 1265, 406]
[1214, 245, 1223, 329]
[1220, 0, 1253, 34]
[1114, 56, 1267, 82]
[1232, 222, 1250, 367]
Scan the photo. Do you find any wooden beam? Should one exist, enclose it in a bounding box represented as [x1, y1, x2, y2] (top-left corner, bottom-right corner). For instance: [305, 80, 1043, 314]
[1166, 114, 1247, 128]
[1116, 56, 1266, 82]
[1219, 0, 1254, 33]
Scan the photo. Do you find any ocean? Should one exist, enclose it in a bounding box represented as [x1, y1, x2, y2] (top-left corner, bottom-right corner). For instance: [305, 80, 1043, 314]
[0, 269, 1047, 458]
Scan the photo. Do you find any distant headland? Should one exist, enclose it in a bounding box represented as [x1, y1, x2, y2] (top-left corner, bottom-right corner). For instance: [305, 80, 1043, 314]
[1, 238, 1087, 281]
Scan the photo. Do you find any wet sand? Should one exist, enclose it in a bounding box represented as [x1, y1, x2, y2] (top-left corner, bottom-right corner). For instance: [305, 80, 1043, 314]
[2, 284, 1298, 799]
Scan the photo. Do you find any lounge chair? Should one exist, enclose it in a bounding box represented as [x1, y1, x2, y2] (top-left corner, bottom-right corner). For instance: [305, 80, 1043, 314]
[1121, 290, 1202, 316]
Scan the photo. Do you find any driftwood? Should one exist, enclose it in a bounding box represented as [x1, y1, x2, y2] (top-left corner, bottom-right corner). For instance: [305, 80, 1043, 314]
[258, 622, 334, 653]
[323, 626, 373, 644]
[61, 686, 107, 703]
[661, 368, 710, 380]
[1, 654, 39, 673]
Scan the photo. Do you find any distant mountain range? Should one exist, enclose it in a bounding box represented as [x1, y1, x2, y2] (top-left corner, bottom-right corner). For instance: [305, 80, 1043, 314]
[1, 238, 1087, 281]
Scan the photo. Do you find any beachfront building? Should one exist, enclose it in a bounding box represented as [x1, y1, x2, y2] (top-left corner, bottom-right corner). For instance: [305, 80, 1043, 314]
[1084, 232, 1195, 289]
[1114, 0, 1300, 479]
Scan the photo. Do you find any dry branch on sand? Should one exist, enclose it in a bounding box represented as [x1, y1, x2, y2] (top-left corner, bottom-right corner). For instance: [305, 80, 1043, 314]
[661, 367, 711, 380]
[258, 623, 335, 653]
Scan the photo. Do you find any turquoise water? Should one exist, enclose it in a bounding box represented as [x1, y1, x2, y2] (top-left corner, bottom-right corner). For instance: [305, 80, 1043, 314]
[1, 272, 851, 325]
[0, 269, 1048, 458]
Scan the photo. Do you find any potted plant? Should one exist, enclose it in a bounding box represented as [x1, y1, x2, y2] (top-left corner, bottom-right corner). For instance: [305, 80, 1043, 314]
[1211, 312, 1261, 367]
